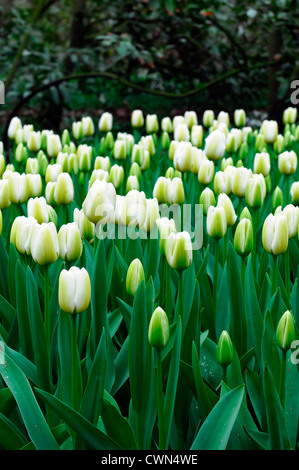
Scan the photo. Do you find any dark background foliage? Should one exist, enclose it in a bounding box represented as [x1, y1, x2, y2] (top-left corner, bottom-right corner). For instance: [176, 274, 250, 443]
[0, 0, 298, 138]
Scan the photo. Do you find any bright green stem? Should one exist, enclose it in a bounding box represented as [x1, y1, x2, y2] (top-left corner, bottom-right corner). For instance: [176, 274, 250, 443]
[156, 350, 165, 450]
[71, 314, 79, 411]
[252, 208, 257, 278]
[213, 241, 219, 314]
[44, 265, 50, 353]
[279, 349, 287, 409]
[241, 256, 246, 297]
[285, 176, 290, 206]
[222, 365, 228, 384]
[165, 261, 171, 320]
[285, 249, 290, 298]
[272, 255, 278, 297]
[176, 271, 184, 322]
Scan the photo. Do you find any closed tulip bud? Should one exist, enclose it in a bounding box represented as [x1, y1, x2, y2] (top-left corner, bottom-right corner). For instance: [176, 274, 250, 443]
[155, 217, 177, 256]
[153, 176, 170, 204]
[105, 131, 114, 151]
[126, 258, 145, 296]
[94, 156, 111, 172]
[8, 117, 22, 140]
[217, 111, 230, 127]
[126, 175, 139, 193]
[131, 144, 148, 170]
[221, 157, 233, 171]
[191, 125, 203, 147]
[239, 141, 249, 161]
[37, 150, 48, 175]
[109, 164, 124, 189]
[198, 159, 215, 185]
[140, 198, 160, 233]
[168, 177, 185, 205]
[40, 130, 52, 150]
[165, 231, 193, 271]
[275, 204, 299, 239]
[168, 140, 179, 161]
[217, 331, 234, 368]
[262, 213, 288, 256]
[234, 218, 253, 257]
[15, 129, 24, 145]
[8, 172, 30, 204]
[272, 186, 283, 211]
[67, 152, 79, 174]
[58, 222, 82, 262]
[161, 131, 170, 150]
[253, 152, 271, 177]
[245, 173, 266, 209]
[202, 110, 214, 128]
[59, 267, 91, 314]
[255, 133, 266, 153]
[47, 205, 57, 226]
[283, 107, 297, 125]
[172, 115, 185, 131]
[0, 154, 5, 178]
[173, 141, 192, 172]
[204, 129, 226, 161]
[275, 310, 296, 351]
[82, 116, 94, 136]
[47, 134, 62, 158]
[290, 182, 299, 205]
[129, 162, 141, 180]
[88, 169, 110, 189]
[54, 173, 74, 205]
[148, 307, 170, 350]
[124, 189, 147, 228]
[278, 150, 297, 175]
[217, 193, 237, 226]
[273, 134, 285, 154]
[161, 116, 172, 133]
[146, 114, 159, 134]
[25, 157, 39, 175]
[191, 148, 207, 175]
[232, 167, 252, 198]
[131, 109, 144, 128]
[225, 133, 238, 153]
[165, 167, 175, 179]
[83, 179, 116, 225]
[27, 131, 41, 152]
[27, 174, 43, 198]
[207, 205, 227, 239]
[99, 112, 113, 132]
[45, 182, 56, 205]
[260, 120, 278, 144]
[61, 129, 71, 147]
[184, 111, 198, 129]
[284, 130, 294, 148]
[27, 197, 49, 224]
[72, 121, 84, 140]
[11, 216, 38, 255]
[0, 179, 10, 209]
[113, 139, 126, 160]
[239, 206, 252, 222]
[78, 144, 92, 172]
[56, 152, 69, 172]
[22, 125, 34, 143]
[30, 222, 59, 265]
[199, 187, 216, 215]
[214, 171, 230, 196]
[174, 123, 190, 142]
[234, 109, 246, 128]
[73, 208, 95, 240]
[15, 143, 28, 163]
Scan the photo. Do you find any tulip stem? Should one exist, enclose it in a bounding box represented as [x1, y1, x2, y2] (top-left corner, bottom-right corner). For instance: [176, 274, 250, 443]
[176, 272, 184, 322]
[71, 314, 80, 411]
[285, 176, 290, 206]
[285, 249, 290, 298]
[213, 241, 219, 314]
[165, 261, 171, 320]
[44, 265, 50, 353]
[279, 349, 287, 409]
[156, 349, 165, 450]
[272, 255, 278, 297]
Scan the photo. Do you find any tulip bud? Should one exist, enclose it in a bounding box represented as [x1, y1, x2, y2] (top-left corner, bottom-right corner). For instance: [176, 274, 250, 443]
[275, 204, 299, 239]
[99, 112, 113, 132]
[124, 190, 147, 228]
[61, 129, 71, 147]
[131, 109, 144, 128]
[174, 123, 190, 142]
[184, 111, 198, 129]
[153, 177, 170, 204]
[272, 187, 284, 212]
[155, 217, 177, 256]
[129, 162, 141, 180]
[232, 167, 252, 198]
[275, 310, 296, 351]
[8, 117, 22, 140]
[47, 134, 62, 158]
[161, 117, 172, 133]
[8, 172, 30, 204]
[290, 182, 299, 205]
[11, 216, 38, 255]
[139, 198, 160, 233]
[161, 131, 170, 150]
[47, 205, 57, 226]
[203, 110, 215, 128]
[72, 121, 84, 140]
[126, 258, 145, 296]
[198, 160, 214, 185]
[253, 152, 271, 177]
[23, 125, 34, 143]
[239, 206, 252, 222]
[262, 213, 288, 256]
[27, 196, 49, 224]
[255, 133, 266, 153]
[234, 109, 246, 128]
[245, 173, 266, 209]
[0, 154, 5, 178]
[126, 175, 139, 193]
[88, 169, 110, 189]
[214, 171, 230, 196]
[165, 231, 193, 271]
[173, 141, 192, 172]
[204, 130, 226, 161]
[58, 222, 82, 262]
[27, 131, 41, 152]
[15, 143, 28, 163]
[217, 111, 230, 127]
[68, 153, 79, 174]
[146, 114, 159, 134]
[25, 157, 39, 175]
[78, 144, 92, 172]
[274, 134, 285, 154]
[109, 164, 124, 189]
[148, 307, 170, 350]
[217, 330, 234, 368]
[37, 150, 48, 175]
[260, 120, 278, 144]
[131, 144, 150, 170]
[278, 150, 297, 175]
[234, 218, 253, 257]
[45, 182, 56, 205]
[83, 179, 116, 225]
[59, 267, 91, 314]
[105, 131, 114, 151]
[82, 116, 95, 136]
[113, 140, 127, 160]
[221, 157, 233, 171]
[168, 140, 178, 161]
[54, 172, 74, 205]
[239, 141, 249, 161]
[30, 222, 59, 265]
[191, 148, 207, 175]
[0, 179, 11, 209]
[217, 193, 237, 226]
[191, 125, 203, 148]
[73, 208, 95, 241]
[168, 177, 185, 205]
[283, 107, 297, 125]
[94, 156, 111, 172]
[207, 206, 227, 239]
[199, 187, 216, 215]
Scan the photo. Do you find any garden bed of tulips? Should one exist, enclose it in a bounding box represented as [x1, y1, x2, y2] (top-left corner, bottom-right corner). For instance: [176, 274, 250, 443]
[0, 106, 298, 451]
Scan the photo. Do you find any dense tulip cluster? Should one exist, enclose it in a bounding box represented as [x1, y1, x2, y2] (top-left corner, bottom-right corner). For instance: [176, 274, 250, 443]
[0, 106, 298, 451]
